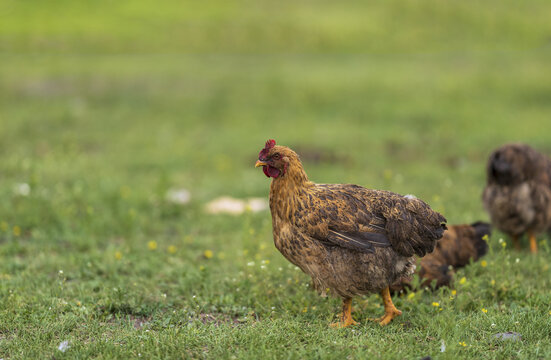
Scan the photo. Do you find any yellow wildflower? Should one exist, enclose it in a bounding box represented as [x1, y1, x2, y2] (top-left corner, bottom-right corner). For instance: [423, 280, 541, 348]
[491, 279, 496, 286]
[432, 302, 440, 307]
[13, 226, 21, 236]
[148, 241, 158, 250]
[168, 245, 177, 254]
[482, 308, 488, 313]
[302, 307, 308, 313]
[115, 251, 122, 260]
[480, 260, 487, 267]
[451, 290, 457, 296]
[199, 265, 205, 271]
[459, 277, 466, 285]
[407, 292, 416, 299]
[501, 241, 507, 248]
[76, 301, 81, 307]
[204, 249, 213, 259]
[482, 234, 489, 242]
[459, 341, 467, 347]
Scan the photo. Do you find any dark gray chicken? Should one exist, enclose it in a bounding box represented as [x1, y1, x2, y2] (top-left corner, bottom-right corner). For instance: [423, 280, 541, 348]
[482, 143, 551, 253]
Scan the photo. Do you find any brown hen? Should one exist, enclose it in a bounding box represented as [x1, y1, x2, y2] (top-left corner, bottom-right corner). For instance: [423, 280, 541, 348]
[391, 222, 490, 293]
[482, 143, 551, 253]
[255, 140, 447, 326]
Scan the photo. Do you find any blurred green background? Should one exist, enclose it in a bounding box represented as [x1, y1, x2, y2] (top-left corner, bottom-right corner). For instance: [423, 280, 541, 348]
[1, 0, 551, 358]
[2, 0, 550, 210]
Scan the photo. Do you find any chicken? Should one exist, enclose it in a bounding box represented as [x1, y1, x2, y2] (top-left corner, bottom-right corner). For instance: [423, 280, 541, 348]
[255, 139, 447, 326]
[482, 143, 551, 253]
[390, 222, 491, 293]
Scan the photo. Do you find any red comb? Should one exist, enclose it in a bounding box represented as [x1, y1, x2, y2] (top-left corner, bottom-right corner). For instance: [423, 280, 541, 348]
[259, 139, 276, 160]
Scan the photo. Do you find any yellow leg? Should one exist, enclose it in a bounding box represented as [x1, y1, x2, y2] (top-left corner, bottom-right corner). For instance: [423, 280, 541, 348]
[330, 298, 358, 328]
[528, 231, 538, 254]
[512, 234, 521, 251]
[369, 287, 402, 326]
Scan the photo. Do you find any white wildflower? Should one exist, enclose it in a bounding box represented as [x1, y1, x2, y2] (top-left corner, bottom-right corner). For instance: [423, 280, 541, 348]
[58, 341, 70, 352]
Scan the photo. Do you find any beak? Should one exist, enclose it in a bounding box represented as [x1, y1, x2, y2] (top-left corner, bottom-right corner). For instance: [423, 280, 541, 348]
[255, 160, 267, 168]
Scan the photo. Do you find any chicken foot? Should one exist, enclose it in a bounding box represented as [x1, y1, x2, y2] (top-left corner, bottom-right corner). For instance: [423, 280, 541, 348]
[330, 297, 358, 328]
[528, 230, 538, 254]
[369, 287, 402, 326]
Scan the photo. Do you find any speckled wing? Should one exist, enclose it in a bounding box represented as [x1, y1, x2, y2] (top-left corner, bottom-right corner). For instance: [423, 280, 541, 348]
[325, 228, 390, 254]
[294, 184, 446, 257]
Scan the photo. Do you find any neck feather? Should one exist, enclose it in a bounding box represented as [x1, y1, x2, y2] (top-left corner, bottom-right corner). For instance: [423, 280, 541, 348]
[269, 158, 312, 221]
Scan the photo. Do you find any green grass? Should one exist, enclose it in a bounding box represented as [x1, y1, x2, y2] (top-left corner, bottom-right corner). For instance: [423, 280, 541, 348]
[1, 0, 551, 358]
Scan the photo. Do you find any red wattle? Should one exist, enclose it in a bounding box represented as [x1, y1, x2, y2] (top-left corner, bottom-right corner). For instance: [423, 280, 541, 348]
[263, 165, 280, 178]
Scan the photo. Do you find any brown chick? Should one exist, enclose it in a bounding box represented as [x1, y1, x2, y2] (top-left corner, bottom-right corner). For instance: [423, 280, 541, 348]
[255, 140, 447, 327]
[391, 222, 491, 293]
[482, 143, 551, 253]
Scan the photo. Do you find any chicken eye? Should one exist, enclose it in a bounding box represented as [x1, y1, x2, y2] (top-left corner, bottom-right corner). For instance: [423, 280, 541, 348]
[272, 153, 281, 160]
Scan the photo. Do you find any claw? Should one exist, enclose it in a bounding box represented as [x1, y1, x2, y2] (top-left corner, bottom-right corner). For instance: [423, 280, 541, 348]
[370, 287, 402, 326]
[373, 309, 402, 326]
[330, 318, 358, 328]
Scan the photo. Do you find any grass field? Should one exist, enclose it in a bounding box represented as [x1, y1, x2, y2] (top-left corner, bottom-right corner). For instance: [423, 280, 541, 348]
[1, 1, 551, 358]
